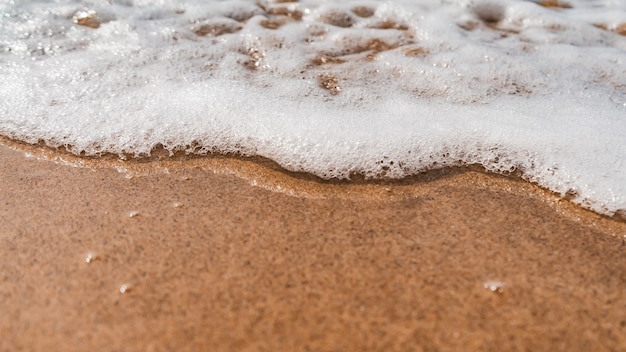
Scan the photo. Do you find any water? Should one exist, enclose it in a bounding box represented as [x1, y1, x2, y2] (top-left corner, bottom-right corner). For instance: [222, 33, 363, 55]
[0, 0, 625, 216]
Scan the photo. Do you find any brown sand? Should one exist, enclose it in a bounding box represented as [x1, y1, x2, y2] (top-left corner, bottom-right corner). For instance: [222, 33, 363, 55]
[1, 139, 625, 351]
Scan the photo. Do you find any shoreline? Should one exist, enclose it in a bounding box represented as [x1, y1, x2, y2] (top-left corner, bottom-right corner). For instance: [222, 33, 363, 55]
[1, 138, 626, 351]
[2, 136, 624, 226]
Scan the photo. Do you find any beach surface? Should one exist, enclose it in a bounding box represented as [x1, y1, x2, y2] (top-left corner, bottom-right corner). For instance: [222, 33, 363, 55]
[1, 139, 625, 351]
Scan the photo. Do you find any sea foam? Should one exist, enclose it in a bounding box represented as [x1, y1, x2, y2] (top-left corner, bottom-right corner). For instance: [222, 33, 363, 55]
[0, 0, 625, 215]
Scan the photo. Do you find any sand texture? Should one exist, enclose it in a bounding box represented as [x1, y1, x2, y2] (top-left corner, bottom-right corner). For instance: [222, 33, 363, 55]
[1, 139, 625, 351]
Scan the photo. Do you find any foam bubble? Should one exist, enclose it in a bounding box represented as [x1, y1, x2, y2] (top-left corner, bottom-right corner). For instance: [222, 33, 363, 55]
[0, 0, 625, 215]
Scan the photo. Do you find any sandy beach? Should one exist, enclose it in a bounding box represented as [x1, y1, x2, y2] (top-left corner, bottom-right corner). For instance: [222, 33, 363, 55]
[1, 138, 625, 351]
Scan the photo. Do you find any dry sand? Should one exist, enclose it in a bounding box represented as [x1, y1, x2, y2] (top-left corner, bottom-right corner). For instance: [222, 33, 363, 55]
[1, 138, 625, 351]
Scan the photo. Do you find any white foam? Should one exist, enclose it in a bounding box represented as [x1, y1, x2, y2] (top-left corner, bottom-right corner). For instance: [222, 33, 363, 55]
[1, 0, 625, 215]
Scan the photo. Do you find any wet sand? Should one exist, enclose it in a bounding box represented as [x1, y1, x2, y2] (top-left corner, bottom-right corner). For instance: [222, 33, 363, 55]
[1, 139, 625, 351]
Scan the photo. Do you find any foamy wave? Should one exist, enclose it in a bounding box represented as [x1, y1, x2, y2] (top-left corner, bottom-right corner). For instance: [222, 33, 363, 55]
[1, 0, 625, 215]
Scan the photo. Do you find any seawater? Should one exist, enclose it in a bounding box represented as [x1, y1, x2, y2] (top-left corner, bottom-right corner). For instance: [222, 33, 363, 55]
[0, 0, 625, 215]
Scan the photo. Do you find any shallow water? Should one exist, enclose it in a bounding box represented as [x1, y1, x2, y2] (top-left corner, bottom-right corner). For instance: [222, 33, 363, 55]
[0, 0, 625, 215]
